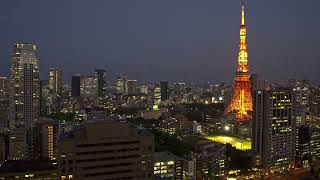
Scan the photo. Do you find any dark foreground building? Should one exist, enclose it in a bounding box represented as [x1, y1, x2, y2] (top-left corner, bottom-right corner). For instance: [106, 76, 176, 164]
[0, 160, 58, 179]
[58, 121, 154, 180]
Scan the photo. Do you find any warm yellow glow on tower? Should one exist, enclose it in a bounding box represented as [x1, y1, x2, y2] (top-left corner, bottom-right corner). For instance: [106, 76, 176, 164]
[227, 0, 253, 121]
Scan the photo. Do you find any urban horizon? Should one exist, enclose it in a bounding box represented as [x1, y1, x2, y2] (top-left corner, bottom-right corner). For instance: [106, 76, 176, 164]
[0, 0, 319, 83]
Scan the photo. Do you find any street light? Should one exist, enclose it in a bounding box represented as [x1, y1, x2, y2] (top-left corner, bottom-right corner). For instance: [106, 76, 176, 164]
[225, 125, 230, 131]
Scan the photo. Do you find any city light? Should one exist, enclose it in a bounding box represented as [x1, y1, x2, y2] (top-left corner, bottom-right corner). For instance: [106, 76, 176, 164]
[205, 135, 252, 151]
[225, 125, 230, 131]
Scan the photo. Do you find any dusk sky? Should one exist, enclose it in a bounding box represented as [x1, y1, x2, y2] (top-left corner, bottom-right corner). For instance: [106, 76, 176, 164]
[0, 0, 319, 83]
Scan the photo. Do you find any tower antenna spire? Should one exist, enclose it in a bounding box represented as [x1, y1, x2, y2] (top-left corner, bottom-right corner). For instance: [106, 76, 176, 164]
[241, 0, 245, 25]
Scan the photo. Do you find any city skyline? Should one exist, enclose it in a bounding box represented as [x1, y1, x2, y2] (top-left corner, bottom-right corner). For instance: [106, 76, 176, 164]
[1, 1, 320, 179]
[0, 0, 319, 83]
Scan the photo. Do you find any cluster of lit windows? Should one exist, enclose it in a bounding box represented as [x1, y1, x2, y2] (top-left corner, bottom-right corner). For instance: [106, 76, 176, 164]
[48, 126, 54, 160]
[154, 161, 175, 176]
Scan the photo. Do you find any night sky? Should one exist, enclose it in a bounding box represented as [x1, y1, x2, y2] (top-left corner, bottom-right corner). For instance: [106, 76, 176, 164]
[0, 0, 319, 83]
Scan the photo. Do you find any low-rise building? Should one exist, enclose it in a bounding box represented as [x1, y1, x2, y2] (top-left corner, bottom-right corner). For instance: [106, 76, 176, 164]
[0, 160, 58, 179]
[153, 151, 184, 180]
[58, 121, 154, 179]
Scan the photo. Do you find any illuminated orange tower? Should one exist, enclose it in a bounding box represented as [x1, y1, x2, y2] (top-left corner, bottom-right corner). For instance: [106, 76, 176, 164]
[227, 0, 253, 121]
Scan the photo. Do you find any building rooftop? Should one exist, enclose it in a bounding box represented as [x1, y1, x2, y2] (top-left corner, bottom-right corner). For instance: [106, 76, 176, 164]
[0, 160, 57, 174]
[153, 151, 184, 162]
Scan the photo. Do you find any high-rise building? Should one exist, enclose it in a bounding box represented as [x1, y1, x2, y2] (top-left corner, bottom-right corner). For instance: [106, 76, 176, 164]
[295, 126, 320, 167]
[310, 87, 320, 114]
[80, 75, 98, 98]
[48, 67, 63, 96]
[160, 81, 169, 101]
[310, 128, 320, 161]
[71, 74, 81, 98]
[0, 100, 9, 133]
[0, 77, 8, 100]
[252, 89, 295, 170]
[289, 79, 310, 127]
[0, 136, 5, 165]
[8, 126, 28, 160]
[140, 85, 148, 95]
[227, 1, 253, 121]
[128, 80, 137, 95]
[32, 119, 59, 160]
[295, 125, 310, 167]
[9, 43, 40, 129]
[116, 75, 128, 94]
[95, 69, 107, 97]
[58, 121, 154, 179]
[154, 85, 161, 105]
[174, 83, 185, 97]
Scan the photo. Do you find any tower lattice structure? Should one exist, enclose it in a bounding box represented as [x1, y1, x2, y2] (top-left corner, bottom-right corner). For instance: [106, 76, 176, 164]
[227, 0, 253, 121]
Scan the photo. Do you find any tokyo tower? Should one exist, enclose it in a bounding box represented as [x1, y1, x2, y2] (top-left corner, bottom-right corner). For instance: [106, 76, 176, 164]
[226, 0, 253, 121]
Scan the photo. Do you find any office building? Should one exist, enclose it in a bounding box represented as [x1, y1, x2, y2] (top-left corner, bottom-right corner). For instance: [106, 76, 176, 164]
[8, 126, 28, 160]
[95, 69, 107, 97]
[128, 80, 137, 95]
[80, 74, 98, 98]
[310, 128, 320, 161]
[174, 83, 185, 97]
[58, 121, 154, 179]
[0, 77, 8, 100]
[154, 85, 161, 105]
[289, 79, 310, 127]
[252, 89, 295, 171]
[48, 67, 63, 95]
[295, 126, 320, 167]
[0, 99, 9, 133]
[160, 81, 169, 101]
[0, 137, 5, 165]
[9, 43, 40, 129]
[310, 87, 320, 114]
[116, 75, 128, 94]
[71, 74, 81, 98]
[295, 125, 310, 167]
[32, 119, 59, 160]
[0, 160, 58, 179]
[140, 85, 148, 95]
[153, 151, 183, 180]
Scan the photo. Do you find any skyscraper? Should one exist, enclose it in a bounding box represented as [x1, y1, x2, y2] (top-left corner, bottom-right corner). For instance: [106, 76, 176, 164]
[116, 75, 128, 94]
[0, 100, 9, 133]
[0, 77, 8, 100]
[80, 74, 98, 98]
[128, 80, 137, 95]
[95, 69, 107, 97]
[289, 79, 310, 127]
[48, 67, 63, 96]
[252, 89, 295, 170]
[140, 85, 148, 95]
[71, 74, 81, 98]
[154, 85, 161, 105]
[227, 0, 253, 121]
[9, 43, 40, 129]
[160, 81, 169, 101]
[174, 82, 185, 97]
